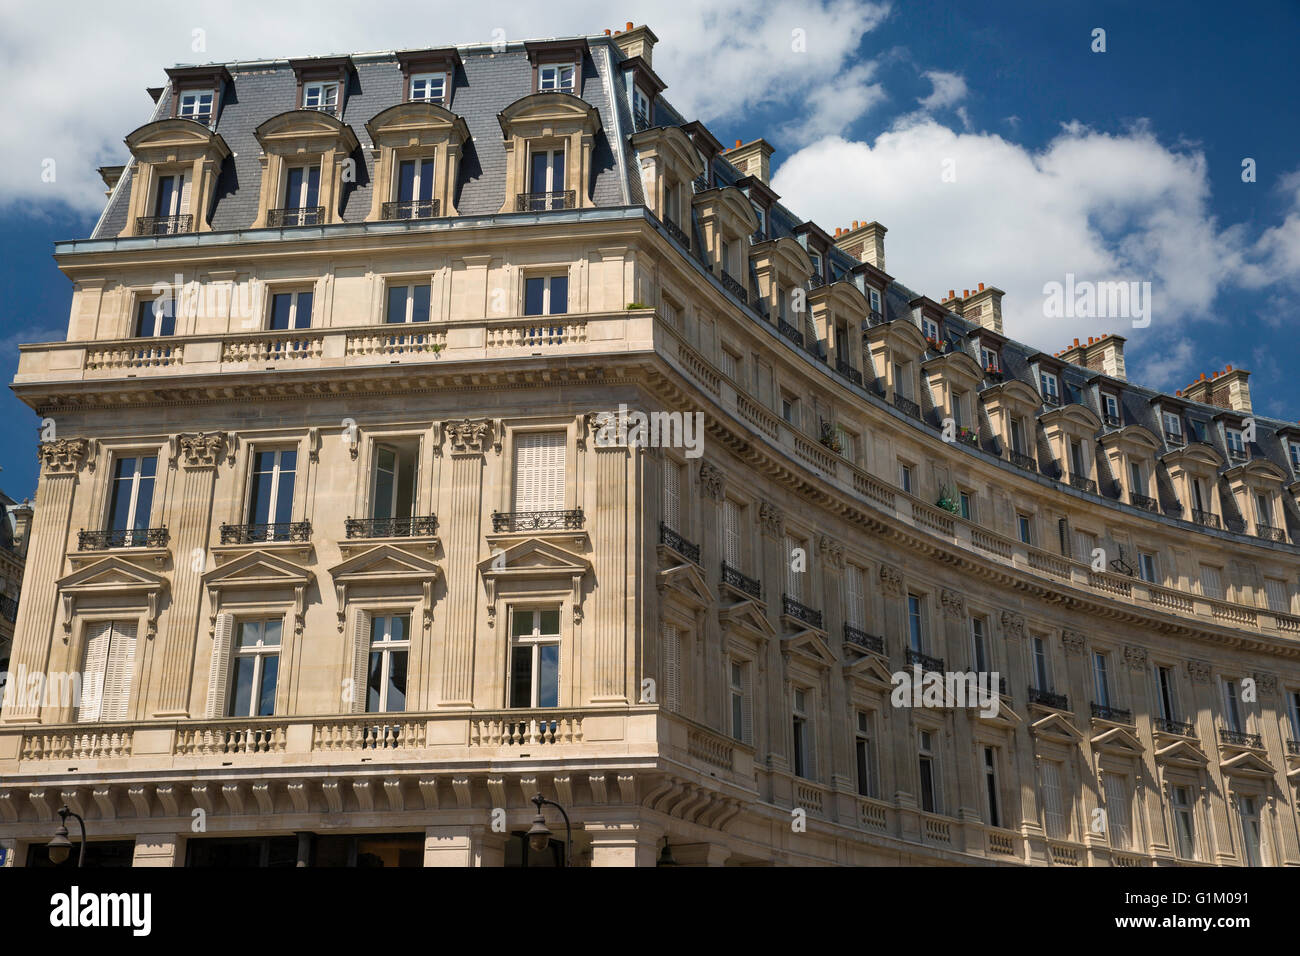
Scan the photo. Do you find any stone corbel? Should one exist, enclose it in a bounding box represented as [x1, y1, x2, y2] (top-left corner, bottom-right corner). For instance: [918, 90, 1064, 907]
[572, 573, 584, 624]
[294, 585, 306, 635]
[335, 583, 347, 631]
[430, 421, 442, 458]
[225, 432, 238, 467]
[484, 576, 497, 626]
[61, 592, 74, 638]
[307, 426, 321, 463]
[423, 579, 434, 630]
[207, 586, 219, 635]
[146, 591, 159, 639]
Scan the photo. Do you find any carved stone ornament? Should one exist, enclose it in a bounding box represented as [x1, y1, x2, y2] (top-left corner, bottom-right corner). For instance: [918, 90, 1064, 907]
[179, 431, 226, 468]
[940, 589, 965, 618]
[817, 535, 844, 569]
[1254, 672, 1277, 697]
[1186, 659, 1211, 683]
[758, 501, 784, 537]
[1061, 629, 1085, 656]
[878, 564, 903, 597]
[38, 438, 90, 475]
[999, 610, 1025, 640]
[1123, 645, 1148, 670]
[698, 461, 725, 501]
[447, 418, 493, 454]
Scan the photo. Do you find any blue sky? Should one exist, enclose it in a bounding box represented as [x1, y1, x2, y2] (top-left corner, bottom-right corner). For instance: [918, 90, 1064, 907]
[1, 0, 1298, 498]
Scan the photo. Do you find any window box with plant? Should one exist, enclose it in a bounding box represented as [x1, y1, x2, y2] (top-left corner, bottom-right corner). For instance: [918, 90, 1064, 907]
[818, 421, 843, 454]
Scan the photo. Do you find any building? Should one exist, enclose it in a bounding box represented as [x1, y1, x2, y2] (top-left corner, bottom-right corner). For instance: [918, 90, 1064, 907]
[0, 491, 33, 682]
[1, 24, 1299, 867]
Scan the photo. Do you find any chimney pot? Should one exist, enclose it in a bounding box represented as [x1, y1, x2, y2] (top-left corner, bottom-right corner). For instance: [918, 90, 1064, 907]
[979, 282, 985, 292]
[626, 20, 634, 30]
[1226, 364, 1232, 371]
[605, 28, 611, 35]
[948, 289, 955, 299]
[1073, 338, 1079, 347]
[735, 139, 742, 148]
[852, 220, 859, 229]
[963, 289, 969, 297]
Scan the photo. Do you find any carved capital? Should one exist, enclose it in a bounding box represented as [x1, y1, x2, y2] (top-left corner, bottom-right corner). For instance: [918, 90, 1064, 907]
[1061, 628, 1085, 656]
[1123, 645, 1147, 670]
[878, 563, 903, 597]
[817, 535, 844, 569]
[38, 438, 90, 476]
[940, 588, 965, 618]
[698, 461, 725, 502]
[758, 501, 784, 537]
[447, 418, 493, 455]
[999, 610, 1025, 640]
[178, 431, 226, 469]
[1254, 672, 1277, 697]
[1186, 658, 1211, 683]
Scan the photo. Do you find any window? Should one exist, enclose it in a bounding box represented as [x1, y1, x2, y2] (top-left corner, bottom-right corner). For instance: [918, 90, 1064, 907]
[983, 747, 1001, 828]
[1103, 393, 1120, 424]
[855, 712, 877, 798]
[1093, 651, 1112, 708]
[303, 81, 339, 113]
[907, 593, 925, 652]
[893, 363, 910, 399]
[868, 288, 882, 317]
[837, 427, 857, 463]
[809, 252, 823, 281]
[371, 444, 417, 521]
[1040, 760, 1067, 839]
[917, 729, 939, 813]
[1017, 514, 1032, 545]
[950, 391, 966, 428]
[784, 534, 806, 602]
[178, 90, 214, 122]
[750, 202, 766, 241]
[1238, 795, 1263, 866]
[247, 449, 297, 530]
[971, 616, 989, 673]
[1164, 411, 1183, 439]
[1070, 439, 1088, 479]
[898, 462, 913, 495]
[269, 290, 313, 331]
[721, 498, 742, 570]
[1138, 551, 1158, 584]
[77, 621, 138, 723]
[1290, 442, 1300, 472]
[781, 394, 799, 426]
[1032, 635, 1052, 691]
[526, 148, 567, 208]
[134, 297, 175, 337]
[1254, 493, 1273, 528]
[959, 491, 973, 521]
[1154, 665, 1179, 722]
[662, 625, 680, 712]
[230, 619, 281, 718]
[513, 431, 565, 512]
[284, 164, 321, 211]
[921, 316, 940, 342]
[394, 157, 435, 212]
[729, 660, 751, 744]
[509, 609, 560, 708]
[107, 455, 157, 542]
[538, 63, 576, 92]
[1191, 477, 1208, 514]
[153, 172, 189, 219]
[1226, 428, 1246, 458]
[1102, 773, 1132, 849]
[1074, 529, 1098, 563]
[981, 347, 999, 372]
[1129, 461, 1144, 496]
[632, 87, 651, 129]
[1039, 370, 1060, 403]
[662, 458, 682, 533]
[1287, 689, 1300, 741]
[792, 688, 813, 779]
[1199, 564, 1223, 600]
[524, 275, 568, 316]
[408, 72, 446, 103]
[366, 614, 409, 713]
[1009, 418, 1026, 454]
[385, 282, 431, 324]
[720, 347, 740, 381]
[1221, 677, 1244, 733]
[844, 564, 866, 629]
[1171, 785, 1197, 860]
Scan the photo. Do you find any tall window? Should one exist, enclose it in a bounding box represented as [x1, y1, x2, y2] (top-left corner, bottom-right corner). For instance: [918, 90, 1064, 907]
[632, 87, 651, 128]
[1009, 417, 1026, 454]
[662, 624, 680, 712]
[283, 165, 321, 221]
[983, 746, 1000, 828]
[1039, 371, 1060, 403]
[791, 688, 813, 779]
[921, 316, 940, 341]
[1255, 493, 1273, 528]
[981, 347, 999, 371]
[1170, 785, 1197, 860]
[1138, 551, 1157, 584]
[1154, 665, 1179, 722]
[844, 564, 865, 629]
[868, 288, 882, 317]
[247, 449, 297, 530]
[1070, 439, 1087, 479]
[270, 290, 313, 331]
[524, 275, 568, 316]
[1164, 411, 1182, 439]
[513, 432, 565, 512]
[386, 282, 431, 323]
[1199, 564, 1223, 600]
[1288, 689, 1300, 741]
[1017, 514, 1032, 545]
[898, 462, 913, 494]
[408, 73, 446, 103]
[538, 63, 576, 92]
[371, 444, 417, 522]
[959, 491, 973, 520]
[134, 297, 176, 337]
[917, 729, 939, 813]
[720, 347, 740, 381]
[366, 614, 409, 713]
[153, 172, 188, 220]
[77, 621, 138, 723]
[230, 619, 281, 718]
[107, 455, 157, 544]
[1238, 795, 1263, 866]
[1040, 761, 1067, 839]
[1102, 773, 1132, 849]
[721, 498, 742, 571]
[395, 157, 435, 214]
[855, 712, 877, 798]
[1093, 651, 1112, 708]
[1264, 578, 1289, 613]
[1103, 393, 1120, 423]
[303, 81, 339, 113]
[971, 616, 989, 673]
[784, 534, 805, 602]
[729, 660, 750, 744]
[1221, 678, 1244, 733]
[1129, 461, 1144, 496]
[1032, 635, 1052, 691]
[1226, 428, 1246, 458]
[509, 609, 560, 708]
[662, 459, 682, 533]
[907, 593, 924, 652]
[527, 147, 566, 208]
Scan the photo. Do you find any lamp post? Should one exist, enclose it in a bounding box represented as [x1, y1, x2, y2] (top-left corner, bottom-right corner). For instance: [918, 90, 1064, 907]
[48, 805, 86, 867]
[526, 793, 572, 867]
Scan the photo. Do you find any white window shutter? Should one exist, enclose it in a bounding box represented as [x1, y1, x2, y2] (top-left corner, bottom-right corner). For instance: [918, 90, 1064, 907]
[514, 432, 565, 511]
[1103, 773, 1132, 848]
[663, 460, 680, 530]
[1041, 762, 1065, 840]
[663, 625, 680, 712]
[722, 499, 740, 567]
[178, 172, 192, 215]
[351, 611, 371, 714]
[101, 621, 137, 722]
[740, 665, 753, 744]
[204, 613, 236, 719]
[77, 622, 112, 723]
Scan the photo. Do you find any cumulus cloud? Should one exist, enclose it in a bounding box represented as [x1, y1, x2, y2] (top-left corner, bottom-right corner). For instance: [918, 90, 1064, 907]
[917, 70, 966, 111]
[782, 62, 887, 141]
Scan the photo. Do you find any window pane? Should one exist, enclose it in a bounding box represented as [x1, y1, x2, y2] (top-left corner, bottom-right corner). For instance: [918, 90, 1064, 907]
[387, 651, 407, 712]
[154, 175, 177, 217]
[271, 293, 294, 331]
[286, 167, 304, 208]
[551, 150, 565, 192]
[386, 285, 408, 324]
[231, 657, 256, 716]
[237, 621, 262, 648]
[261, 620, 282, 647]
[524, 277, 545, 316]
[548, 276, 568, 315]
[107, 457, 137, 530]
[391, 615, 409, 643]
[294, 292, 313, 328]
[539, 609, 560, 635]
[538, 644, 559, 707]
[305, 167, 320, 207]
[512, 611, 534, 638]
[275, 463, 296, 526]
[257, 654, 278, 716]
[367, 652, 384, 712]
[419, 159, 435, 201]
[133, 460, 156, 530]
[530, 151, 549, 193]
[510, 645, 533, 707]
[398, 160, 416, 203]
[411, 284, 431, 322]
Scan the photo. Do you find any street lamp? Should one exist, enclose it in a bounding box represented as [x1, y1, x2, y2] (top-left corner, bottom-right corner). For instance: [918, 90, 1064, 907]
[526, 793, 572, 867]
[48, 805, 86, 867]
[657, 838, 678, 867]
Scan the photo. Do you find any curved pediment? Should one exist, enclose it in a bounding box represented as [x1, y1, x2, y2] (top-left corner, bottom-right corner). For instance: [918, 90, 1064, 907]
[1041, 402, 1102, 431]
[810, 279, 869, 319]
[1225, 458, 1288, 483]
[365, 102, 470, 145]
[752, 235, 814, 279]
[984, 377, 1048, 409]
[629, 124, 705, 179]
[497, 92, 602, 137]
[1101, 424, 1163, 451]
[125, 118, 231, 160]
[1163, 442, 1224, 469]
[924, 348, 984, 382]
[255, 110, 360, 153]
[694, 185, 760, 234]
[876, 316, 929, 354]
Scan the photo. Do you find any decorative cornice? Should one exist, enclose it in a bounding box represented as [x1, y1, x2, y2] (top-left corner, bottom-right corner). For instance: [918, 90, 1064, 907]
[1062, 628, 1085, 656]
[879, 563, 902, 597]
[940, 588, 965, 618]
[38, 438, 90, 476]
[698, 461, 725, 501]
[758, 501, 783, 537]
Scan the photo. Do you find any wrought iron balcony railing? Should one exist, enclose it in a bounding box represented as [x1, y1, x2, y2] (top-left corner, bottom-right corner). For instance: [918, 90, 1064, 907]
[1165, 431, 1186, 446]
[78, 527, 170, 550]
[1191, 508, 1220, 529]
[1068, 475, 1097, 494]
[1041, 394, 1062, 408]
[843, 624, 884, 654]
[1028, 687, 1069, 710]
[1103, 413, 1122, 428]
[381, 199, 440, 221]
[491, 509, 584, 533]
[719, 270, 748, 305]
[516, 190, 575, 212]
[691, 174, 710, 193]
[220, 521, 311, 544]
[1008, 450, 1037, 473]
[1091, 702, 1133, 723]
[905, 647, 944, 673]
[892, 394, 921, 420]
[0, 594, 18, 623]
[777, 317, 804, 347]
[1256, 523, 1287, 543]
[781, 595, 824, 629]
[867, 309, 885, 326]
[136, 214, 193, 236]
[1218, 727, 1263, 749]
[344, 515, 437, 538]
[835, 358, 863, 387]
[659, 522, 701, 564]
[662, 217, 690, 249]
[1287, 739, 1300, 757]
[1225, 516, 1247, 534]
[1163, 501, 1184, 517]
[1227, 449, 1249, 463]
[268, 206, 324, 227]
[1154, 717, 1195, 737]
[1129, 492, 1159, 512]
[721, 562, 761, 599]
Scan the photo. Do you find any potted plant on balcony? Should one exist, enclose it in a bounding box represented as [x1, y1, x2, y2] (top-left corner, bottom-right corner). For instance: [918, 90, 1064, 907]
[984, 364, 1003, 382]
[818, 421, 843, 454]
[936, 485, 960, 515]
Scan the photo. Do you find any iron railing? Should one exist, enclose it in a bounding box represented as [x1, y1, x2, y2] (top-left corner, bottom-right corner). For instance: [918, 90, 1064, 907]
[843, 624, 884, 654]
[892, 394, 921, 420]
[1191, 508, 1220, 529]
[659, 522, 701, 564]
[906, 648, 944, 673]
[781, 595, 824, 629]
[78, 527, 170, 550]
[381, 199, 440, 220]
[1256, 523, 1287, 543]
[1154, 717, 1195, 737]
[777, 318, 804, 347]
[1287, 739, 1300, 757]
[516, 190, 575, 212]
[1218, 728, 1263, 749]
[1091, 702, 1132, 723]
[835, 358, 863, 387]
[1165, 431, 1186, 446]
[867, 309, 885, 326]
[1228, 449, 1249, 463]
[956, 428, 980, 448]
[491, 509, 584, 533]
[1008, 450, 1037, 472]
[1225, 516, 1247, 534]
[662, 218, 690, 249]
[1028, 687, 1069, 710]
[1069, 475, 1097, 494]
[1130, 492, 1159, 512]
[1103, 413, 1122, 428]
[719, 270, 748, 305]
[220, 522, 311, 544]
[268, 206, 324, 227]
[1041, 394, 1061, 408]
[721, 562, 761, 599]
[0, 594, 18, 623]
[344, 515, 437, 538]
[136, 214, 193, 236]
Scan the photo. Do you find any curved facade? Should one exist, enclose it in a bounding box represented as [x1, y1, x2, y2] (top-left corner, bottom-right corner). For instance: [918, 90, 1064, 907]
[1, 26, 1298, 867]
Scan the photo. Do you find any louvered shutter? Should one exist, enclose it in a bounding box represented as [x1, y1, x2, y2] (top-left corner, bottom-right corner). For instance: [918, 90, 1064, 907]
[805, 716, 818, 781]
[203, 613, 236, 719]
[1103, 773, 1132, 848]
[845, 565, 864, 628]
[663, 460, 680, 531]
[740, 664, 753, 745]
[77, 622, 112, 723]
[177, 172, 192, 215]
[1041, 762, 1066, 839]
[1200, 566, 1223, 600]
[722, 499, 741, 568]
[785, 534, 801, 601]
[100, 621, 137, 722]
[514, 432, 565, 511]
[1265, 578, 1288, 613]
[351, 611, 371, 714]
[662, 625, 680, 712]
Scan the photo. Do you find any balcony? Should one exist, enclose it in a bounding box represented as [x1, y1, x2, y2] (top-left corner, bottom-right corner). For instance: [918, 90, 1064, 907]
[1041, 394, 1061, 408]
[843, 624, 884, 654]
[955, 427, 979, 448]
[491, 509, 584, 533]
[892, 394, 921, 420]
[0, 594, 17, 623]
[1287, 739, 1300, 757]
[1068, 475, 1097, 495]
[659, 522, 701, 564]
[905, 647, 944, 673]
[867, 309, 885, 327]
[1091, 702, 1133, 723]
[1028, 687, 1069, 710]
[516, 190, 575, 212]
[1256, 523, 1287, 543]
[777, 317, 804, 348]
[344, 515, 437, 538]
[1154, 717, 1196, 737]
[1165, 431, 1186, 446]
[662, 218, 690, 250]
[135, 214, 192, 236]
[1191, 508, 1220, 529]
[78, 527, 170, 550]
[1103, 413, 1122, 428]
[721, 562, 761, 599]
[983, 367, 1004, 383]
[381, 199, 441, 221]
[267, 206, 324, 228]
[1129, 492, 1159, 512]
[1008, 450, 1037, 473]
[220, 521, 311, 544]
[1224, 516, 1247, 534]
[1218, 727, 1263, 749]
[719, 270, 748, 305]
[835, 358, 863, 387]
[691, 174, 709, 193]
[1227, 448, 1248, 463]
[781, 595, 823, 629]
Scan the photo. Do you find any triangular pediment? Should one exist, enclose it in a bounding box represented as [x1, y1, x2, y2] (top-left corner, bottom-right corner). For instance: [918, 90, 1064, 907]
[57, 556, 167, 595]
[329, 544, 441, 584]
[843, 653, 894, 689]
[1219, 750, 1275, 779]
[718, 600, 775, 639]
[656, 561, 712, 609]
[477, 537, 591, 578]
[1029, 710, 1083, 743]
[978, 695, 1024, 727]
[203, 549, 313, 590]
[783, 630, 836, 667]
[1091, 724, 1145, 756]
[1154, 737, 1209, 768]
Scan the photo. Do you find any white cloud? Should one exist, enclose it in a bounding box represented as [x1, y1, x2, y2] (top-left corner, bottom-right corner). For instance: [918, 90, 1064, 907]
[782, 62, 887, 141]
[917, 70, 966, 111]
[0, 0, 891, 214]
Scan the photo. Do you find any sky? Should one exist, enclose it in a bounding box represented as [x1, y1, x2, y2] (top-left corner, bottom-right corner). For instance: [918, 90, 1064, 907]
[1, 0, 1298, 498]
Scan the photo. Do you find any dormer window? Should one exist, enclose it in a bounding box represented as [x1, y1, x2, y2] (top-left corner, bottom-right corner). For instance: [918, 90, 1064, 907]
[303, 81, 339, 114]
[1226, 427, 1247, 461]
[1040, 370, 1060, 405]
[1164, 411, 1183, 443]
[178, 90, 214, 124]
[750, 202, 766, 243]
[539, 63, 576, 92]
[981, 347, 1000, 373]
[868, 288, 882, 320]
[632, 87, 651, 130]
[1290, 442, 1300, 472]
[809, 252, 823, 282]
[409, 73, 446, 104]
[1103, 393, 1121, 426]
[275, 165, 322, 227]
[1255, 492, 1274, 528]
[922, 316, 940, 344]
[146, 172, 190, 234]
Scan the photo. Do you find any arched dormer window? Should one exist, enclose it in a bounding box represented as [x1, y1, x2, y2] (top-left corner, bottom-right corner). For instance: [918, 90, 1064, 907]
[691, 185, 758, 303]
[750, 236, 814, 342]
[497, 93, 602, 213]
[251, 111, 360, 228]
[1039, 404, 1103, 493]
[629, 125, 702, 246]
[811, 282, 870, 383]
[119, 119, 231, 237]
[365, 103, 470, 221]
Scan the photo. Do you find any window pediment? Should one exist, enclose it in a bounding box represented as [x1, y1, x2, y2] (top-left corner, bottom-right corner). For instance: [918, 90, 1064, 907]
[1039, 403, 1102, 433]
[1100, 424, 1162, 453]
[808, 280, 868, 319]
[125, 118, 231, 163]
[57, 557, 168, 638]
[119, 120, 231, 238]
[922, 349, 983, 386]
[365, 102, 470, 145]
[496, 93, 601, 214]
[749, 235, 813, 282]
[1223, 458, 1287, 484]
[1162, 442, 1224, 470]
[497, 92, 601, 138]
[254, 109, 360, 154]
[867, 313, 928, 359]
[982, 378, 1043, 413]
[692, 185, 759, 239]
[365, 103, 470, 219]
